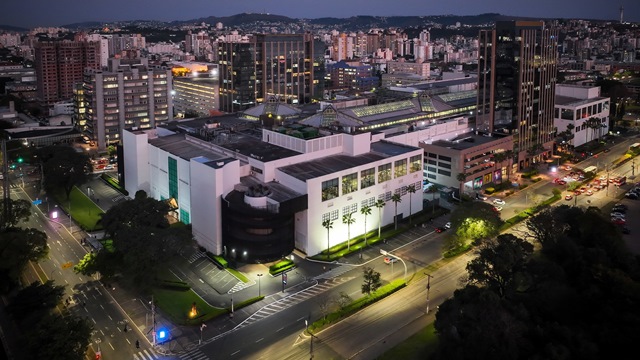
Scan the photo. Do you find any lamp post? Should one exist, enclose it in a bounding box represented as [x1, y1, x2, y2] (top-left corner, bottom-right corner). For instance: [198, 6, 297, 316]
[425, 273, 434, 314]
[230, 294, 234, 318]
[305, 319, 313, 359]
[257, 273, 263, 297]
[199, 323, 206, 345]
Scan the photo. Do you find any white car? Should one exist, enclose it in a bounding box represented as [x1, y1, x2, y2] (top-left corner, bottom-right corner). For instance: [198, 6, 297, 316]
[493, 199, 506, 206]
[445, 222, 451, 229]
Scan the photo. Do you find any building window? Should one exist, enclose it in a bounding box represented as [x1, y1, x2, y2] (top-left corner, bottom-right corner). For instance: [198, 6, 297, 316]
[438, 169, 451, 177]
[361, 197, 375, 208]
[394, 159, 407, 178]
[180, 209, 190, 224]
[361, 168, 375, 189]
[438, 162, 451, 169]
[343, 203, 357, 215]
[322, 178, 339, 201]
[409, 155, 422, 173]
[378, 163, 392, 183]
[384, 191, 392, 201]
[438, 155, 451, 162]
[561, 108, 574, 120]
[342, 173, 358, 195]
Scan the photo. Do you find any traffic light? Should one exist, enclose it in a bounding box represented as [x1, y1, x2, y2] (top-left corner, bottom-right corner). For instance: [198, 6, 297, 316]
[17, 157, 23, 164]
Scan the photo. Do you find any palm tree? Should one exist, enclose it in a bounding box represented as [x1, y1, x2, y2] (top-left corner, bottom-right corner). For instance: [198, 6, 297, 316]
[391, 193, 402, 230]
[406, 184, 417, 224]
[360, 205, 372, 246]
[374, 199, 385, 240]
[586, 117, 601, 143]
[504, 150, 515, 181]
[342, 212, 355, 251]
[456, 172, 467, 199]
[322, 219, 333, 260]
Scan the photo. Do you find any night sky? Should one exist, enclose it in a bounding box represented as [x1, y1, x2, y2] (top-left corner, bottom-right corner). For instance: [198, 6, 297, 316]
[1, 0, 638, 28]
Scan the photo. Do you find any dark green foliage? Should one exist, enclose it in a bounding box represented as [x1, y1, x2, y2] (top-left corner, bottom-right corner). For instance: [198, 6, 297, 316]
[37, 145, 92, 198]
[434, 206, 640, 360]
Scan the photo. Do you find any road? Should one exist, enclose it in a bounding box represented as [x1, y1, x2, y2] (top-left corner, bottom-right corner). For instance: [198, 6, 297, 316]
[7, 174, 168, 360]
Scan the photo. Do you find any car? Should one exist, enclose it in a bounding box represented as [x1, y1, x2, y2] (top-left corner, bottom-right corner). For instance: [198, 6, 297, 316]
[574, 190, 581, 196]
[611, 218, 626, 225]
[625, 192, 639, 200]
[603, 149, 610, 153]
[565, 194, 573, 201]
[445, 222, 451, 229]
[476, 194, 488, 201]
[579, 187, 587, 193]
[493, 206, 503, 212]
[593, 186, 600, 192]
[493, 199, 506, 206]
[383, 256, 398, 264]
[104, 164, 114, 170]
[600, 175, 608, 181]
[614, 203, 628, 210]
[564, 165, 572, 171]
[586, 190, 593, 196]
[611, 212, 625, 218]
[435, 227, 445, 233]
[557, 180, 567, 185]
[612, 206, 627, 212]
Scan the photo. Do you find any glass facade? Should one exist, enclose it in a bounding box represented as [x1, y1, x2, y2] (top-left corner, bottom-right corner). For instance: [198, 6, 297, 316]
[168, 157, 178, 200]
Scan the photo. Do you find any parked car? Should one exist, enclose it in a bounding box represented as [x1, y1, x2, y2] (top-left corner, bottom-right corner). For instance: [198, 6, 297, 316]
[565, 194, 573, 201]
[493, 199, 506, 206]
[445, 222, 451, 229]
[435, 227, 445, 233]
[611, 218, 626, 225]
[614, 203, 628, 210]
[586, 190, 593, 196]
[493, 206, 503, 212]
[625, 192, 639, 200]
[610, 212, 625, 218]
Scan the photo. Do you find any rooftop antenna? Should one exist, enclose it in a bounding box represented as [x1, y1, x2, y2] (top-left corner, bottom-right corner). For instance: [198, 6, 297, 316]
[620, 5, 624, 24]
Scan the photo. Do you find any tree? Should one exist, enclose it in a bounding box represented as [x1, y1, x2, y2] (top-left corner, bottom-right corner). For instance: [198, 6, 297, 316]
[37, 145, 92, 198]
[0, 227, 48, 293]
[92, 194, 194, 287]
[426, 186, 438, 214]
[407, 184, 417, 224]
[374, 199, 385, 239]
[0, 198, 31, 230]
[456, 172, 467, 198]
[450, 201, 503, 245]
[322, 219, 333, 260]
[360, 205, 372, 246]
[342, 212, 356, 251]
[107, 145, 117, 157]
[7, 281, 64, 323]
[391, 193, 402, 230]
[361, 266, 381, 296]
[25, 312, 93, 360]
[336, 291, 352, 309]
[465, 234, 534, 298]
[585, 117, 602, 143]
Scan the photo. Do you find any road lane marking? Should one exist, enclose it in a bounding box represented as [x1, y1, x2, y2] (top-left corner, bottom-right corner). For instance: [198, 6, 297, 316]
[100, 304, 104, 309]
[277, 327, 284, 332]
[297, 316, 305, 322]
[126, 338, 130, 344]
[100, 330, 104, 335]
[109, 342, 114, 350]
[108, 315, 112, 320]
[256, 338, 263, 343]
[91, 318, 96, 324]
[231, 350, 240, 356]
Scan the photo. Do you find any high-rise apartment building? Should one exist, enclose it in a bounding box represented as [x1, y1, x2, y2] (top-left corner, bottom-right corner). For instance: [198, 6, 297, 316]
[75, 58, 172, 149]
[477, 21, 559, 170]
[34, 40, 101, 105]
[217, 34, 325, 113]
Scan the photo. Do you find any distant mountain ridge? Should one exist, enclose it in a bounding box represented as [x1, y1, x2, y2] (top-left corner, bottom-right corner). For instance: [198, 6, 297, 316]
[0, 24, 28, 32]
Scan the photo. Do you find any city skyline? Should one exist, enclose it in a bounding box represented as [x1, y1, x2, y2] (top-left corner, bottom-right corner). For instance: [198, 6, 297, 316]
[2, 0, 638, 28]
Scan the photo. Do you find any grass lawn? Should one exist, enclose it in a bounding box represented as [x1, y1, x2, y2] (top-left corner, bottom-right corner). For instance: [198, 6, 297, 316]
[152, 287, 226, 326]
[378, 322, 438, 360]
[153, 269, 226, 325]
[52, 186, 103, 231]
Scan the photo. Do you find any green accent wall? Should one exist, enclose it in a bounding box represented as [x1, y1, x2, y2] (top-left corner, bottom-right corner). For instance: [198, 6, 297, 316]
[168, 157, 178, 200]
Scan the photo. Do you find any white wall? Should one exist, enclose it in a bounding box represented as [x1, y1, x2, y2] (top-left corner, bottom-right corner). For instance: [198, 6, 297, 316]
[122, 130, 151, 196]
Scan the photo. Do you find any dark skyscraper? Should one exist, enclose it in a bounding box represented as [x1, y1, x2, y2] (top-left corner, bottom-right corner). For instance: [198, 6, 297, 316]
[217, 34, 324, 113]
[477, 21, 559, 170]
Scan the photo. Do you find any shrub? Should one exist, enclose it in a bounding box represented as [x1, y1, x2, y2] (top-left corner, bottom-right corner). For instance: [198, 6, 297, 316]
[212, 255, 228, 269]
[269, 259, 296, 276]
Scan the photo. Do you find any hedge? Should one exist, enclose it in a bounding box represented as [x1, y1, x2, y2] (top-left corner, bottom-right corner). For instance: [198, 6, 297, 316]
[269, 259, 296, 276]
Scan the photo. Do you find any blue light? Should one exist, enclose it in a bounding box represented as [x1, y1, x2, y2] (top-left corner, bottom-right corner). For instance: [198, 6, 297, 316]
[157, 328, 169, 341]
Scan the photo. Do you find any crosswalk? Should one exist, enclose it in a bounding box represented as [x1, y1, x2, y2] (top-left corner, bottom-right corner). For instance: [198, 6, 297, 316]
[178, 348, 210, 360]
[186, 251, 206, 264]
[133, 348, 160, 360]
[228, 280, 249, 294]
[314, 265, 356, 280]
[234, 277, 353, 330]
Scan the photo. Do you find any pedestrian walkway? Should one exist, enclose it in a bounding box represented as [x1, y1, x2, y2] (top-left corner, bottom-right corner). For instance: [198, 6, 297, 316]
[178, 348, 210, 360]
[234, 277, 353, 331]
[227, 280, 250, 294]
[186, 251, 206, 264]
[133, 348, 160, 360]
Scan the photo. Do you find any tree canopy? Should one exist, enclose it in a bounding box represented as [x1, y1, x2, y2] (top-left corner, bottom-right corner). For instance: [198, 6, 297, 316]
[86, 192, 195, 289]
[434, 205, 640, 360]
[37, 145, 92, 198]
[0, 226, 48, 293]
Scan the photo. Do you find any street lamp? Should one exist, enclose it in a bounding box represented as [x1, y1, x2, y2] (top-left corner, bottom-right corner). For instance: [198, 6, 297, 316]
[425, 273, 434, 314]
[257, 273, 263, 297]
[199, 323, 206, 345]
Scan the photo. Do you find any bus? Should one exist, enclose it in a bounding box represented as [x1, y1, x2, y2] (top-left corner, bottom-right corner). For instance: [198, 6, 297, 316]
[583, 165, 597, 175]
[630, 143, 640, 154]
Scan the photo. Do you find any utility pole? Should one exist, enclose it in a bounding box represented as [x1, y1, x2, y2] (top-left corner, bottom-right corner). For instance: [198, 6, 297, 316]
[151, 295, 156, 346]
[425, 273, 434, 314]
[1, 139, 10, 228]
[632, 158, 636, 176]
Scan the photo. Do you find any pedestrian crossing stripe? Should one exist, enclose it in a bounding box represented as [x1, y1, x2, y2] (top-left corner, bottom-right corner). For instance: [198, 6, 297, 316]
[179, 349, 210, 359]
[133, 349, 157, 360]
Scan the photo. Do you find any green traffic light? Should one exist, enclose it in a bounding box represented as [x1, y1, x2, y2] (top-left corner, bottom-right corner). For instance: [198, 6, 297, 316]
[17, 157, 23, 163]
